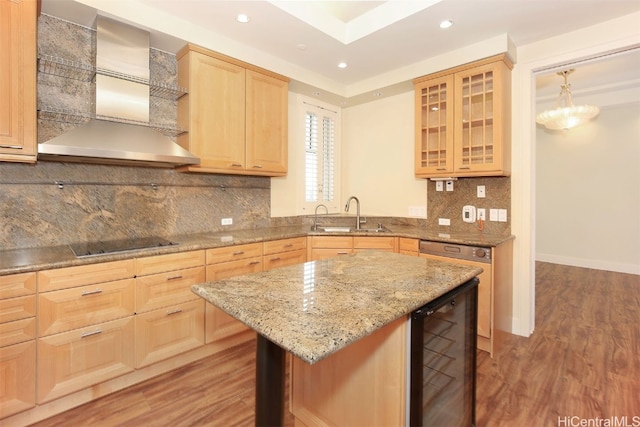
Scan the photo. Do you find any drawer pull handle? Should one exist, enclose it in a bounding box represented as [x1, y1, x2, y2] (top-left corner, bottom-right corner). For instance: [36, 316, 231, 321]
[458, 166, 471, 170]
[270, 257, 281, 261]
[81, 289, 103, 296]
[252, 164, 263, 169]
[337, 252, 349, 255]
[167, 308, 183, 316]
[167, 275, 183, 281]
[284, 244, 293, 248]
[436, 168, 447, 171]
[81, 329, 102, 338]
[231, 163, 243, 167]
[249, 261, 261, 265]
[233, 251, 245, 256]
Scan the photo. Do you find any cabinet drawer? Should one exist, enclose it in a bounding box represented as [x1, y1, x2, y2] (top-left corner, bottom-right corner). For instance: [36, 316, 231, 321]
[263, 237, 306, 255]
[353, 236, 396, 251]
[398, 238, 419, 253]
[0, 317, 36, 348]
[0, 295, 36, 323]
[264, 249, 306, 271]
[0, 272, 36, 299]
[206, 258, 262, 281]
[310, 248, 353, 261]
[0, 295, 36, 324]
[135, 250, 205, 276]
[0, 340, 36, 418]
[206, 243, 263, 264]
[37, 316, 135, 404]
[136, 266, 205, 313]
[38, 260, 135, 292]
[38, 279, 135, 337]
[134, 300, 205, 368]
[309, 236, 353, 249]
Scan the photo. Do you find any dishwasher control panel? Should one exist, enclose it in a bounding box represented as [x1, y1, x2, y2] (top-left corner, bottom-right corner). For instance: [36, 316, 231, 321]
[419, 240, 491, 263]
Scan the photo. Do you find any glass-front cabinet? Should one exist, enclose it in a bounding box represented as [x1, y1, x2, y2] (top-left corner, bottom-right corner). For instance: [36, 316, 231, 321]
[414, 54, 512, 178]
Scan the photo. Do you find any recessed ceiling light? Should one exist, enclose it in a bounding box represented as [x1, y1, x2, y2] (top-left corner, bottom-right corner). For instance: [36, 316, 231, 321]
[338, 62, 348, 69]
[237, 14, 250, 23]
[439, 19, 453, 29]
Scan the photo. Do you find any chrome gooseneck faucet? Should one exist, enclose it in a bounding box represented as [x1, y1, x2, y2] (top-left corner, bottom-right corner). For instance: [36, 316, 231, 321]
[313, 204, 329, 231]
[344, 196, 361, 230]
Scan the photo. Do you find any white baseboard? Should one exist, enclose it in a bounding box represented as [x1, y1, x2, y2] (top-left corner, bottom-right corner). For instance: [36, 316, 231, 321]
[536, 253, 640, 275]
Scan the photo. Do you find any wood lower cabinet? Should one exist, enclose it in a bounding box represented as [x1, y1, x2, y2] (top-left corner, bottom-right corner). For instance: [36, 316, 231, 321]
[36, 262, 137, 404]
[37, 317, 135, 403]
[205, 243, 262, 344]
[308, 235, 398, 261]
[0, 0, 37, 163]
[0, 340, 36, 418]
[307, 236, 353, 261]
[177, 44, 289, 176]
[291, 317, 407, 427]
[134, 251, 206, 368]
[263, 237, 306, 271]
[134, 300, 205, 368]
[0, 272, 36, 418]
[398, 237, 419, 256]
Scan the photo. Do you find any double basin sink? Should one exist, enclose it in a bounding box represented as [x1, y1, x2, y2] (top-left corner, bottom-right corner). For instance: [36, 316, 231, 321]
[311, 225, 390, 233]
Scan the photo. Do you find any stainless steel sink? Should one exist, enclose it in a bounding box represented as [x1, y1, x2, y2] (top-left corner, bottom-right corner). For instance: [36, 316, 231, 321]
[311, 225, 390, 233]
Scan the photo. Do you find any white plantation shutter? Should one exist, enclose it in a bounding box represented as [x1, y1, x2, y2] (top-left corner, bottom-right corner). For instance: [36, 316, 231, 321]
[303, 103, 339, 211]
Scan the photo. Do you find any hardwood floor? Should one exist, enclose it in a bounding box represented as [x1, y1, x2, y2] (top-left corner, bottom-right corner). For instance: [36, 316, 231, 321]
[30, 262, 638, 427]
[475, 262, 640, 426]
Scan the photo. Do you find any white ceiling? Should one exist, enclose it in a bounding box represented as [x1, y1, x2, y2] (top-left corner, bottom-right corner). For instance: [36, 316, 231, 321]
[41, 0, 640, 106]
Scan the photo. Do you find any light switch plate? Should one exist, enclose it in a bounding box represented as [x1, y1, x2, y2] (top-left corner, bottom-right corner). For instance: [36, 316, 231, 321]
[477, 208, 486, 220]
[446, 180, 454, 191]
[489, 209, 498, 221]
[498, 209, 508, 222]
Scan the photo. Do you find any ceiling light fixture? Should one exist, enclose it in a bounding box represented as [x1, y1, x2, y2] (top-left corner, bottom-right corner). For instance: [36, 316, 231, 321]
[536, 69, 600, 130]
[338, 62, 348, 69]
[439, 19, 453, 29]
[237, 13, 250, 23]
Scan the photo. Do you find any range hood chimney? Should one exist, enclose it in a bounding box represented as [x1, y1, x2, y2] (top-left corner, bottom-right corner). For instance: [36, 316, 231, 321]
[38, 16, 199, 167]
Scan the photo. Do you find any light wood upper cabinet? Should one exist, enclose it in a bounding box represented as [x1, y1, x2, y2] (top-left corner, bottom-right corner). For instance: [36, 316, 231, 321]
[177, 44, 289, 176]
[414, 54, 512, 178]
[0, 0, 37, 163]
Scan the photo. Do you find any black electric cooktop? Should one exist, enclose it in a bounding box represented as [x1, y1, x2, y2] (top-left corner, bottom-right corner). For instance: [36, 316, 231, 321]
[69, 236, 178, 258]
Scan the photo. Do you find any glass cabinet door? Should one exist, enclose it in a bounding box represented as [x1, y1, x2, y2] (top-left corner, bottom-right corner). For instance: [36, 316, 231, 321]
[454, 61, 506, 174]
[415, 75, 454, 175]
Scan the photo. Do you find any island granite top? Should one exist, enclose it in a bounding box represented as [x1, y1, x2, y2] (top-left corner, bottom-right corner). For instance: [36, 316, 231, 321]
[191, 251, 482, 364]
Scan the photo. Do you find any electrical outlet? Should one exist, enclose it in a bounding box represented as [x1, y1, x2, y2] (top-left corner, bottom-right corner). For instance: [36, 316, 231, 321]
[436, 181, 444, 192]
[408, 206, 427, 217]
[477, 208, 486, 221]
[221, 218, 233, 226]
[477, 185, 486, 198]
[438, 218, 450, 226]
[446, 180, 454, 191]
[489, 209, 498, 222]
[498, 209, 508, 222]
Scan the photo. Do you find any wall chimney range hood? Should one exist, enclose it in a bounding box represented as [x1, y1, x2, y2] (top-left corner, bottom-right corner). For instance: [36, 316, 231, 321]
[38, 16, 200, 168]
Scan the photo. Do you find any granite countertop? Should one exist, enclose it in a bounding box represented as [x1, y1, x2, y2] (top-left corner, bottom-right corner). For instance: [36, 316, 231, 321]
[191, 251, 482, 364]
[0, 224, 513, 276]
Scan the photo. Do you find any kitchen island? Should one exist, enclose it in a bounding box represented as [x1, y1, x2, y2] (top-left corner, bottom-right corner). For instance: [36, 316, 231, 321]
[191, 251, 482, 426]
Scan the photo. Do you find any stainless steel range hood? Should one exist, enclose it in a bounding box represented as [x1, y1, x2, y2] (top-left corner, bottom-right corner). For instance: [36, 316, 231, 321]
[38, 16, 199, 168]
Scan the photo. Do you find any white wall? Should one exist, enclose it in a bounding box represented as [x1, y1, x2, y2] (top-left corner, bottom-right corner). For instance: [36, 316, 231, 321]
[511, 11, 640, 337]
[340, 92, 426, 217]
[536, 103, 640, 274]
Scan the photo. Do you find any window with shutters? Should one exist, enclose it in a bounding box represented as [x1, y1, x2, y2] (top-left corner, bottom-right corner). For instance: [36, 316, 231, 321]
[300, 100, 340, 214]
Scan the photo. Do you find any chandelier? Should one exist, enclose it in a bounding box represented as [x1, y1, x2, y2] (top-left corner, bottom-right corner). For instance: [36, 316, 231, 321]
[536, 69, 600, 130]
